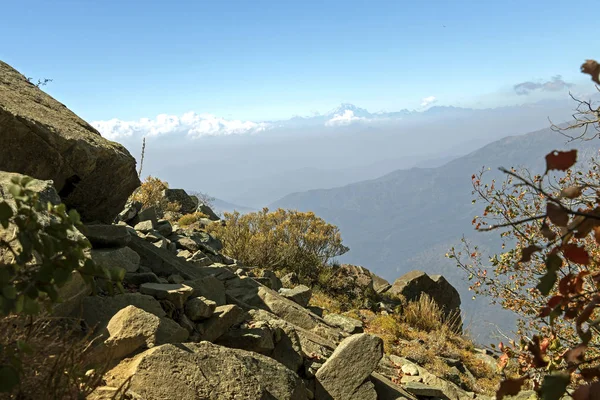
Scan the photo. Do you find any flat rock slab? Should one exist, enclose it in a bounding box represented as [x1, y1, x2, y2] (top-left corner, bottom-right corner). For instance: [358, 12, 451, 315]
[0, 61, 140, 223]
[324, 313, 364, 334]
[315, 333, 383, 400]
[185, 296, 217, 321]
[105, 342, 309, 400]
[279, 285, 312, 308]
[83, 224, 131, 248]
[139, 283, 194, 309]
[196, 304, 246, 342]
[91, 247, 140, 273]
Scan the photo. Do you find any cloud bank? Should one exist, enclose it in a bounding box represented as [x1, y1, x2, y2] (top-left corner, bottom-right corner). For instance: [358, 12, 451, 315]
[513, 75, 573, 95]
[325, 110, 367, 126]
[420, 96, 437, 107]
[92, 112, 271, 140]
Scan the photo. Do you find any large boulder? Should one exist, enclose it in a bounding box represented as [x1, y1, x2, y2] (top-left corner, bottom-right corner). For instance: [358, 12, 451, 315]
[104, 342, 309, 400]
[315, 333, 384, 400]
[161, 188, 197, 215]
[388, 270, 462, 328]
[0, 61, 140, 223]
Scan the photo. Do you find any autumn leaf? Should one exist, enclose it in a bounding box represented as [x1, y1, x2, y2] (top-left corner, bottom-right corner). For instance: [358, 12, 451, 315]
[572, 382, 600, 400]
[560, 185, 584, 199]
[575, 271, 590, 294]
[581, 60, 600, 85]
[496, 376, 527, 400]
[528, 336, 549, 368]
[498, 353, 509, 371]
[564, 344, 587, 365]
[547, 203, 569, 227]
[594, 226, 600, 245]
[563, 244, 591, 265]
[541, 222, 557, 240]
[545, 150, 577, 172]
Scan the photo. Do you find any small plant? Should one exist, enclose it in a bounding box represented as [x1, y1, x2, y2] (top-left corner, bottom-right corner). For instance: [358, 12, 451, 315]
[178, 211, 209, 227]
[130, 176, 181, 216]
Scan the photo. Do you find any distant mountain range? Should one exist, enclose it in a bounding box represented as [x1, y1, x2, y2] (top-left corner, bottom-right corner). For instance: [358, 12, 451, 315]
[270, 125, 600, 344]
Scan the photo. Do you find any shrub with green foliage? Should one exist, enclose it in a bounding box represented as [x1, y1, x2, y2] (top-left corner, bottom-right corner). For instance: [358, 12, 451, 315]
[0, 175, 124, 393]
[207, 207, 349, 282]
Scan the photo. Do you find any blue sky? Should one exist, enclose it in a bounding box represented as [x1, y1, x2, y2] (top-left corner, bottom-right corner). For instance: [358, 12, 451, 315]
[1, 0, 596, 122]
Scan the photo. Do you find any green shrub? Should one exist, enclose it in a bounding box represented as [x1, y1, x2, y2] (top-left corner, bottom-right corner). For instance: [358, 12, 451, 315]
[206, 207, 349, 281]
[0, 175, 124, 393]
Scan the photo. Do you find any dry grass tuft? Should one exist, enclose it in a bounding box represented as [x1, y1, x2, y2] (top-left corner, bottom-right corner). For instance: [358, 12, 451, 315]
[0, 315, 113, 400]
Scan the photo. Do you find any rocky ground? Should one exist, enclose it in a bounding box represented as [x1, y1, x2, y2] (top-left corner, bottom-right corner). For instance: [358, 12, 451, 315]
[0, 59, 523, 400]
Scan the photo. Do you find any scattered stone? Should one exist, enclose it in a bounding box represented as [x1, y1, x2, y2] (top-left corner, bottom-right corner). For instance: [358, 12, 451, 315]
[185, 296, 217, 321]
[184, 275, 227, 306]
[216, 320, 275, 354]
[176, 249, 193, 259]
[307, 306, 324, 317]
[83, 224, 131, 248]
[123, 272, 161, 286]
[117, 200, 142, 224]
[91, 247, 140, 273]
[175, 313, 196, 333]
[103, 305, 188, 360]
[401, 363, 420, 376]
[388, 270, 462, 329]
[403, 382, 447, 398]
[370, 372, 418, 400]
[134, 220, 154, 233]
[80, 293, 166, 333]
[262, 270, 283, 291]
[196, 203, 220, 221]
[323, 313, 363, 334]
[175, 236, 199, 252]
[156, 219, 173, 237]
[315, 333, 383, 400]
[137, 207, 158, 225]
[196, 304, 246, 342]
[168, 274, 185, 284]
[139, 283, 194, 309]
[152, 239, 168, 249]
[162, 188, 197, 215]
[279, 285, 312, 308]
[280, 272, 299, 288]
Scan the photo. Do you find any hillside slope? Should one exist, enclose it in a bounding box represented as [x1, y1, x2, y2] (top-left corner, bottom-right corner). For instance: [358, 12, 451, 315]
[271, 126, 599, 342]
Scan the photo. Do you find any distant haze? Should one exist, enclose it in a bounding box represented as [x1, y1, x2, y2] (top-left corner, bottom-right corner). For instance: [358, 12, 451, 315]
[97, 99, 580, 208]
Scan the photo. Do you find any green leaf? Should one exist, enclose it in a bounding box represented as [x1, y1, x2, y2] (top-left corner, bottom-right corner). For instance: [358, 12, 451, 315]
[0, 202, 13, 225]
[16, 340, 32, 354]
[2, 286, 17, 300]
[539, 373, 570, 400]
[22, 296, 40, 315]
[53, 268, 71, 286]
[14, 295, 24, 313]
[0, 365, 20, 392]
[68, 209, 81, 225]
[537, 271, 557, 296]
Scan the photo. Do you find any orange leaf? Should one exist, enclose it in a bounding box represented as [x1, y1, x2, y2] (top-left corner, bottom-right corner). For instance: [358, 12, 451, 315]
[547, 295, 564, 309]
[581, 60, 600, 85]
[594, 227, 600, 244]
[561, 186, 584, 199]
[541, 222, 557, 240]
[558, 275, 573, 296]
[545, 150, 577, 172]
[547, 203, 570, 227]
[575, 271, 591, 294]
[564, 344, 587, 364]
[572, 382, 600, 400]
[563, 244, 591, 265]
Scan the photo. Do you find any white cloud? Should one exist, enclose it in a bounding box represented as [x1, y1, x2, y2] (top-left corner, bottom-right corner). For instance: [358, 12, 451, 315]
[325, 110, 366, 126]
[92, 112, 271, 140]
[420, 96, 437, 108]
